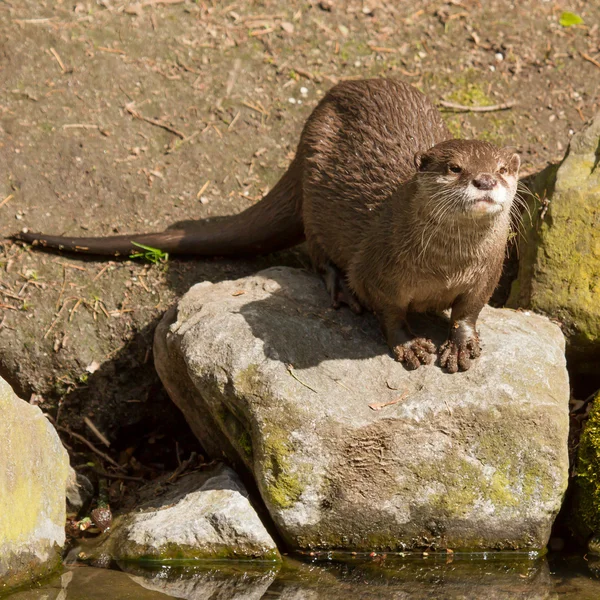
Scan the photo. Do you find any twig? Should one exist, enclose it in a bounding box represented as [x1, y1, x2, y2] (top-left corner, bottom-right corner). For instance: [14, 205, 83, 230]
[197, 180, 210, 198]
[49, 47, 67, 73]
[250, 27, 275, 37]
[125, 102, 186, 139]
[56, 261, 87, 271]
[242, 100, 269, 116]
[68, 298, 83, 322]
[368, 44, 397, 54]
[293, 67, 315, 80]
[63, 123, 109, 136]
[0, 194, 14, 208]
[580, 51, 600, 70]
[142, 0, 185, 5]
[369, 390, 409, 411]
[93, 264, 111, 281]
[228, 110, 241, 130]
[58, 426, 125, 472]
[84, 417, 111, 448]
[44, 296, 78, 339]
[97, 47, 126, 55]
[90, 468, 144, 482]
[167, 451, 198, 482]
[438, 100, 516, 112]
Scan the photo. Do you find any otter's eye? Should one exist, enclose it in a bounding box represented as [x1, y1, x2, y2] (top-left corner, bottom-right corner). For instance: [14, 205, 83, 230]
[448, 164, 462, 174]
[498, 166, 508, 175]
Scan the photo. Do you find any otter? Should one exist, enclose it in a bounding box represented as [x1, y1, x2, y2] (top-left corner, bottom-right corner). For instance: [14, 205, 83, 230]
[13, 79, 520, 373]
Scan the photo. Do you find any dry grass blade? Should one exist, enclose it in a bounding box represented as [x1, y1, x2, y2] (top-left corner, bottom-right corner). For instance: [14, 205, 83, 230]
[369, 390, 409, 411]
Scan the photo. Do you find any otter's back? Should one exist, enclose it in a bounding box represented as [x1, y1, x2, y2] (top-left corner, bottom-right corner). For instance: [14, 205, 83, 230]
[300, 79, 450, 270]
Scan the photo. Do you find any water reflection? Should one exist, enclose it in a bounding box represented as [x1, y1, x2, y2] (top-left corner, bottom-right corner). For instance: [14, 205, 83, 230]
[6, 553, 600, 600]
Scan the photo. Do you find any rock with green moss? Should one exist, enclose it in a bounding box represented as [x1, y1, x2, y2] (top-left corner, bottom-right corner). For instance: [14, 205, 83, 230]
[0, 376, 70, 592]
[154, 267, 570, 552]
[508, 113, 600, 374]
[572, 392, 600, 543]
[93, 464, 279, 562]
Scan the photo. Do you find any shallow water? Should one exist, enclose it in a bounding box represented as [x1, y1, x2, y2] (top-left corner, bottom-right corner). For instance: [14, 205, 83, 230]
[6, 553, 600, 600]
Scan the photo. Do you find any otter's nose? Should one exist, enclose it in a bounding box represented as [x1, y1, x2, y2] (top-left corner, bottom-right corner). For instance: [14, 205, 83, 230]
[472, 174, 497, 190]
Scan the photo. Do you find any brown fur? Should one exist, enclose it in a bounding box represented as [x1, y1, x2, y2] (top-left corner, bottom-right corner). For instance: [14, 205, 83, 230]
[14, 79, 520, 371]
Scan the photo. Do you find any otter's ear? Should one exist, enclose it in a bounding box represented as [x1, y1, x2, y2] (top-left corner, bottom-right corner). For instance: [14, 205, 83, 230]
[414, 151, 431, 172]
[509, 153, 520, 174]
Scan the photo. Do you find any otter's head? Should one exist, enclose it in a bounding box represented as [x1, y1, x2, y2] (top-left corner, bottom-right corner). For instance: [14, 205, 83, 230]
[414, 139, 520, 219]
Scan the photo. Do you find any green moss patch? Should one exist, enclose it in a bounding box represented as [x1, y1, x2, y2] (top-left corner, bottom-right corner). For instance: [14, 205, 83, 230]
[573, 393, 600, 538]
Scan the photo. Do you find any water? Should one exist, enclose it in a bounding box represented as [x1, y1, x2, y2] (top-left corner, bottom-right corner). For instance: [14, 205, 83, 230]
[5, 553, 600, 599]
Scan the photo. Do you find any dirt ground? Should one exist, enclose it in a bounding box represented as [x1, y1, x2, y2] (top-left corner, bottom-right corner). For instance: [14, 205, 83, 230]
[1, 0, 599, 488]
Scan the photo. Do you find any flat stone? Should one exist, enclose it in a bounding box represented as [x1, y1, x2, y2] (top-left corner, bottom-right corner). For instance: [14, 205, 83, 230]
[96, 464, 279, 562]
[0, 376, 70, 592]
[154, 267, 570, 552]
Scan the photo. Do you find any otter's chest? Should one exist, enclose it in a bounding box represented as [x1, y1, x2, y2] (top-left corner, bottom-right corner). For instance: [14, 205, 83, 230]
[406, 264, 483, 312]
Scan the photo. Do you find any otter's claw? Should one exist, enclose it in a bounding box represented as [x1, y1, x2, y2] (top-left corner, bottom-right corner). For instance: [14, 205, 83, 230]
[392, 338, 436, 370]
[439, 337, 481, 373]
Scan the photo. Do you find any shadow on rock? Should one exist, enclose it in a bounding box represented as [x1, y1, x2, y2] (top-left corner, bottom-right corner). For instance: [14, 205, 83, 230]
[235, 266, 451, 370]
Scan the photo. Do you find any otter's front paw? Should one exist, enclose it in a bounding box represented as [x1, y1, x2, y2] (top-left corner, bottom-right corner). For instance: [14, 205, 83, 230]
[439, 337, 481, 373]
[392, 338, 436, 370]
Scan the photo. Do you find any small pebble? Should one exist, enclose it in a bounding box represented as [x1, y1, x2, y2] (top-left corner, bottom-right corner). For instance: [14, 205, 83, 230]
[300, 87, 308, 96]
[288, 97, 297, 104]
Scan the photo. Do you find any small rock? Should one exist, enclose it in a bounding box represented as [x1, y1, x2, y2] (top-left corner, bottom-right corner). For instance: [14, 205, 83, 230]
[66, 469, 94, 516]
[96, 465, 279, 561]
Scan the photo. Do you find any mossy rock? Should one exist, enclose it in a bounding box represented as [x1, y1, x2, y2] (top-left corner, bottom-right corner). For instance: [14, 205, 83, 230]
[572, 392, 600, 542]
[0, 377, 70, 592]
[508, 113, 600, 375]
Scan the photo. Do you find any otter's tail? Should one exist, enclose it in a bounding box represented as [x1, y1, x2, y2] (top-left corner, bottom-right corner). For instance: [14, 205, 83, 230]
[14, 160, 304, 257]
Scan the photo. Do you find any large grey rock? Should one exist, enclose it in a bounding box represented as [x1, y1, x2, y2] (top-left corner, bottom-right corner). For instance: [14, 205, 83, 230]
[0, 376, 70, 591]
[154, 267, 570, 552]
[95, 464, 279, 562]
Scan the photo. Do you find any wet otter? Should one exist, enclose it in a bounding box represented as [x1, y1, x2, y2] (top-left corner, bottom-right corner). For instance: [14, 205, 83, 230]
[14, 79, 520, 372]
